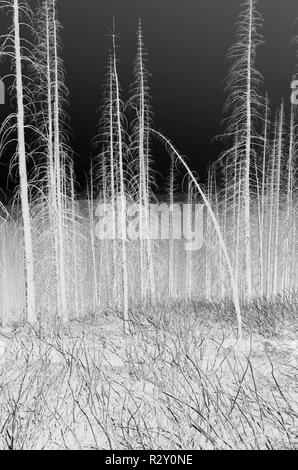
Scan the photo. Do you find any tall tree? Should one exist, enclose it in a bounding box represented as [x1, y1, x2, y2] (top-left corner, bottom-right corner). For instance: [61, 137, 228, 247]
[32, 0, 72, 321]
[0, 0, 36, 322]
[223, 0, 264, 300]
[129, 19, 155, 301]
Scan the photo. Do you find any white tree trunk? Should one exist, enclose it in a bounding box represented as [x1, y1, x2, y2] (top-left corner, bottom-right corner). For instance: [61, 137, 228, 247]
[13, 0, 36, 323]
[243, 0, 253, 301]
[52, 1, 67, 320]
[112, 33, 129, 331]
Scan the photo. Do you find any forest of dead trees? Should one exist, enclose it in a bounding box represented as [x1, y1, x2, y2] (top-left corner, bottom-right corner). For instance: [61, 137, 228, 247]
[0, 0, 298, 341]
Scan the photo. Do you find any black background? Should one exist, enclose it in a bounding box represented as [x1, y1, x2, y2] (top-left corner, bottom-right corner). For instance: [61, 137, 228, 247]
[0, 0, 297, 197]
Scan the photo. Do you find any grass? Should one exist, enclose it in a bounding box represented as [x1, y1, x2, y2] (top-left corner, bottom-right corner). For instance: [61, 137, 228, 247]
[0, 299, 298, 450]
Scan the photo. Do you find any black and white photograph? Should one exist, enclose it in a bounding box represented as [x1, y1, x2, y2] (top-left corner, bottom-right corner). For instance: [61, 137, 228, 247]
[0, 0, 298, 453]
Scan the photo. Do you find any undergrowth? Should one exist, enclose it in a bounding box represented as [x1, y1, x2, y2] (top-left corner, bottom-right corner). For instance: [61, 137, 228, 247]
[0, 300, 298, 450]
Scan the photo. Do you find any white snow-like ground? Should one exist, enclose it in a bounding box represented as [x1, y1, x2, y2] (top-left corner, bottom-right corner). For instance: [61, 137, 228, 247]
[0, 311, 298, 450]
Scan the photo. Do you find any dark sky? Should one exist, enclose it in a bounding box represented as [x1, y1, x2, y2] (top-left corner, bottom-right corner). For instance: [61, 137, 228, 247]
[1, 0, 298, 195]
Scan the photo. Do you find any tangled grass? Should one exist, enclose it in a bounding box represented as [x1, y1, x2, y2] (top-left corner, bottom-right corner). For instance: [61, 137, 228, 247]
[0, 300, 298, 450]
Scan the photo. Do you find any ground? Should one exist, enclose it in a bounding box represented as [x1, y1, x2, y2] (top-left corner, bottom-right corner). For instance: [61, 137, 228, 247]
[0, 299, 298, 450]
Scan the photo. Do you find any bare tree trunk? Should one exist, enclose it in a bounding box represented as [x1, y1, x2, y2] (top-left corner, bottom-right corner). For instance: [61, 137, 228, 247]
[13, 0, 36, 323]
[152, 130, 243, 341]
[168, 159, 175, 299]
[112, 31, 129, 332]
[272, 103, 283, 296]
[266, 120, 278, 298]
[243, 0, 253, 301]
[186, 178, 193, 299]
[52, 1, 67, 321]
